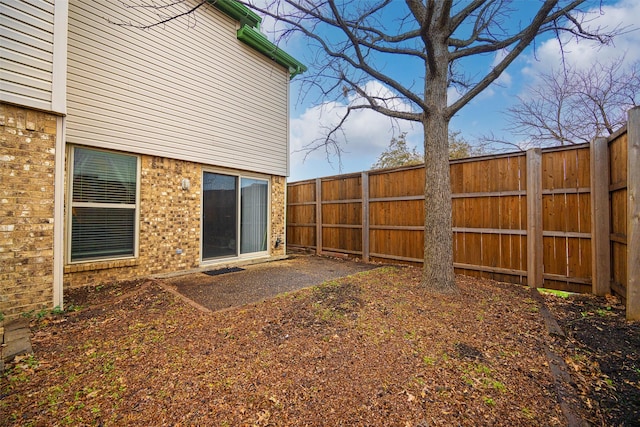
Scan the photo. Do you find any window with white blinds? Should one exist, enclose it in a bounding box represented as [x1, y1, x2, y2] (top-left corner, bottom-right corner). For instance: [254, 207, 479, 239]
[69, 147, 138, 262]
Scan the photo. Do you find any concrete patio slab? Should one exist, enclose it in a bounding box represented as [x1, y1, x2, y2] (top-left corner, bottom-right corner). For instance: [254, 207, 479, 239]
[162, 255, 380, 312]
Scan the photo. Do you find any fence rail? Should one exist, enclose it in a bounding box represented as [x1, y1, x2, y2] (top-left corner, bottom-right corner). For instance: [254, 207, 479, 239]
[287, 108, 640, 320]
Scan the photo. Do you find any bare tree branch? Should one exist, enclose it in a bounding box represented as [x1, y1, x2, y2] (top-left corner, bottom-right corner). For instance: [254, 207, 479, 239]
[448, 0, 571, 116]
[486, 56, 640, 148]
[109, 0, 208, 29]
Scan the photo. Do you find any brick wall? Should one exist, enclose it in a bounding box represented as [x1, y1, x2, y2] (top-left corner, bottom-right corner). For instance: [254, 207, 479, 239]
[63, 155, 203, 288]
[271, 175, 286, 257]
[0, 103, 57, 319]
[0, 103, 287, 316]
[140, 157, 203, 274]
[64, 154, 287, 288]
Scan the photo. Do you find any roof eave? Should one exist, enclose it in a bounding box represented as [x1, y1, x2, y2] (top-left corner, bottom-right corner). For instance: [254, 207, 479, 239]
[210, 0, 261, 28]
[237, 25, 307, 79]
[211, 0, 306, 79]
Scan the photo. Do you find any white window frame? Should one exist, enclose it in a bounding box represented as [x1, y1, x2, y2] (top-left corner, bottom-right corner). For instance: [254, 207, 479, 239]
[201, 168, 271, 264]
[66, 146, 140, 264]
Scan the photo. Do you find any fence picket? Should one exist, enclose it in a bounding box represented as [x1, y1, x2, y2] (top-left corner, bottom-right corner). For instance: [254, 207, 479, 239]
[627, 107, 640, 320]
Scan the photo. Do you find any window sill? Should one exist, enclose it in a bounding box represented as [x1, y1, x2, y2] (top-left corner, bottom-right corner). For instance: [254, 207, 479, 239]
[64, 258, 139, 273]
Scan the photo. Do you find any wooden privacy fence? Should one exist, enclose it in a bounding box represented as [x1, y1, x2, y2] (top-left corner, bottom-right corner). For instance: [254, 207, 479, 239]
[287, 107, 640, 319]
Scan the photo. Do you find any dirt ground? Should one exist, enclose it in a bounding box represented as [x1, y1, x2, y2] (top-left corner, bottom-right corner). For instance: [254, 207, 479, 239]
[1, 256, 639, 426]
[541, 292, 640, 426]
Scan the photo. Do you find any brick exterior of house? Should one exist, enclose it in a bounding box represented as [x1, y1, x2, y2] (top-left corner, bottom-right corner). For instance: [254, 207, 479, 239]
[0, 104, 57, 318]
[2, 1, 298, 320]
[63, 153, 287, 290]
[1, 103, 288, 318]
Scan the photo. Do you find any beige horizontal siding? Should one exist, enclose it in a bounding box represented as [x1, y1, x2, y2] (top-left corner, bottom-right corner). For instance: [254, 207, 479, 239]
[0, 0, 56, 110]
[66, 0, 290, 176]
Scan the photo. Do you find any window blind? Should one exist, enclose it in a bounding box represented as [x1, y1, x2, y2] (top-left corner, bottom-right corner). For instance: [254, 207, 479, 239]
[70, 147, 137, 262]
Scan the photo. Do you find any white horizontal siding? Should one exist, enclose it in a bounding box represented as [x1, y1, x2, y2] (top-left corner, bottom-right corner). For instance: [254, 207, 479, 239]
[3, 3, 54, 34]
[2, 37, 53, 64]
[66, 0, 290, 177]
[0, 0, 57, 111]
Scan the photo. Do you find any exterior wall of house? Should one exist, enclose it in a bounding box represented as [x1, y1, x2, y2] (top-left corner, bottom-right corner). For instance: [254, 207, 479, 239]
[0, 0, 67, 113]
[66, 0, 290, 177]
[63, 150, 287, 289]
[271, 175, 287, 258]
[2, 0, 293, 315]
[0, 103, 57, 318]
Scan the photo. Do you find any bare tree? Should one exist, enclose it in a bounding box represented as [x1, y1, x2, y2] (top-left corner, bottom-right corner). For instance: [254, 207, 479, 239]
[491, 56, 640, 148]
[121, 0, 616, 292]
[251, 0, 618, 292]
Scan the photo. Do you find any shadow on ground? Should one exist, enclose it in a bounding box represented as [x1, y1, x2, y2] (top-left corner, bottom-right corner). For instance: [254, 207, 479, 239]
[163, 255, 380, 312]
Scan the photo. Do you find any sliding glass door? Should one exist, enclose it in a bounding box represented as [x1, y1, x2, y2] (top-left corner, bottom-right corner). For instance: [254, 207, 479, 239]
[202, 173, 237, 259]
[240, 178, 268, 254]
[202, 172, 268, 260]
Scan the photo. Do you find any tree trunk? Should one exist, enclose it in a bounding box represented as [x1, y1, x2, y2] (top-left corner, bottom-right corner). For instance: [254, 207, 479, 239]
[422, 112, 456, 292]
[421, 20, 456, 292]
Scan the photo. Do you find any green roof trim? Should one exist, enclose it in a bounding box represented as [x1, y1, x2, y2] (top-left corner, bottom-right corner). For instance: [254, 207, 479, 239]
[237, 24, 307, 79]
[211, 0, 261, 29]
[210, 0, 306, 79]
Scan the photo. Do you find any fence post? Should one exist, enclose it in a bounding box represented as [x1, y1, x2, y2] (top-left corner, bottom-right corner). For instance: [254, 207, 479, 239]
[590, 137, 611, 296]
[315, 178, 322, 256]
[526, 148, 543, 288]
[627, 107, 640, 320]
[361, 172, 370, 262]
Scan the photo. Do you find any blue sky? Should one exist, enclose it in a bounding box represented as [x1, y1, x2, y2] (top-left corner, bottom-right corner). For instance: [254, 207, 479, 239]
[254, 0, 640, 181]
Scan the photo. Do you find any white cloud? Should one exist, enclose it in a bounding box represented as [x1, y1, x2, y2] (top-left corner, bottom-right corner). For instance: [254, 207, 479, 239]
[496, 71, 512, 87]
[462, 49, 513, 104]
[246, 0, 302, 43]
[448, 86, 463, 105]
[289, 81, 421, 180]
[491, 48, 513, 87]
[526, 0, 640, 74]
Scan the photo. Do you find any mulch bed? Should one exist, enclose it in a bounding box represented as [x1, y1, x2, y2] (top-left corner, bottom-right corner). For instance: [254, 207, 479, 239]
[1, 266, 638, 426]
[541, 292, 640, 426]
